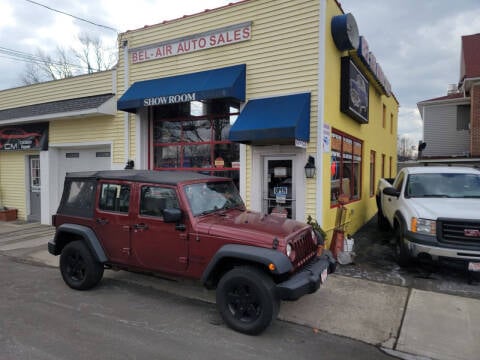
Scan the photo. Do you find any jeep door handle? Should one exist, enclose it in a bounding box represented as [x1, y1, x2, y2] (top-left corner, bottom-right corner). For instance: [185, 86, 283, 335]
[134, 223, 149, 230]
[96, 218, 109, 225]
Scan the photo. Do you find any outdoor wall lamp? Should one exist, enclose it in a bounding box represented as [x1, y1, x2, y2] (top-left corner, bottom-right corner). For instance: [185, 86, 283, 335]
[304, 156, 316, 178]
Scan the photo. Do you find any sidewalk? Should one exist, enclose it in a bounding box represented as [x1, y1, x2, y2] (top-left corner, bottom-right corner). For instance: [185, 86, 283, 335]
[1, 221, 479, 360]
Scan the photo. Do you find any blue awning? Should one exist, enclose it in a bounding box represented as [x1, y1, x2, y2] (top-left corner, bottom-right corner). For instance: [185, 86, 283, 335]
[229, 93, 311, 145]
[117, 64, 246, 113]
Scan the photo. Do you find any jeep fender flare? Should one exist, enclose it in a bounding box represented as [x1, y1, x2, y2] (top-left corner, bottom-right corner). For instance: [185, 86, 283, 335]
[54, 223, 108, 263]
[201, 244, 293, 286]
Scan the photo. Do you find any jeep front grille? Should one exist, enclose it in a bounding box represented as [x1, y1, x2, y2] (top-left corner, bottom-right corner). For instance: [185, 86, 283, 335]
[438, 219, 480, 247]
[291, 232, 317, 270]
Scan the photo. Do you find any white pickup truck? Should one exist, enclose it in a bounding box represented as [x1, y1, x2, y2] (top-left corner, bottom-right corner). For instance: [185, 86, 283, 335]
[376, 166, 480, 270]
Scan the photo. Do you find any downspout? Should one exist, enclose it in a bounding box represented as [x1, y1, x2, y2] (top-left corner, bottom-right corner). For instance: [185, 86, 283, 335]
[316, 0, 327, 223]
[123, 39, 130, 166]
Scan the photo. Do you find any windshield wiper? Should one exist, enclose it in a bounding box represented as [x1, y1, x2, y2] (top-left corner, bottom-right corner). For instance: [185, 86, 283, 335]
[198, 209, 218, 216]
[421, 194, 452, 198]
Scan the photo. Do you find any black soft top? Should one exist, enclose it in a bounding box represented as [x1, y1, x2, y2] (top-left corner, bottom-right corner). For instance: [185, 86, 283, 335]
[65, 170, 229, 186]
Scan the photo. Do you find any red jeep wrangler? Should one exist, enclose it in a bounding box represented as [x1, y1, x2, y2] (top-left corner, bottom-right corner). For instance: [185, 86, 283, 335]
[48, 170, 335, 334]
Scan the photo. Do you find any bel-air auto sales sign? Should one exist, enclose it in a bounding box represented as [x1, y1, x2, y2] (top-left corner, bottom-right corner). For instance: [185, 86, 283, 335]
[130, 22, 252, 64]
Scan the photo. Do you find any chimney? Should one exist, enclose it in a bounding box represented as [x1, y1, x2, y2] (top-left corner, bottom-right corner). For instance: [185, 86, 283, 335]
[447, 84, 458, 95]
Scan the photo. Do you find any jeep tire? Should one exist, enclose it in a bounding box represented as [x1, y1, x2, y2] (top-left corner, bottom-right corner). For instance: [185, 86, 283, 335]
[216, 266, 280, 335]
[60, 240, 104, 290]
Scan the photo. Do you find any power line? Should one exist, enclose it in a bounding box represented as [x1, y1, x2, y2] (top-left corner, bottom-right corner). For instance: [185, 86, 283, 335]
[24, 0, 118, 33]
[0, 46, 98, 71]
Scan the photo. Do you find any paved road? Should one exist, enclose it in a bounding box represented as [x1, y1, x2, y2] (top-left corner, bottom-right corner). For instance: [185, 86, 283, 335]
[0, 255, 396, 360]
[2, 220, 480, 359]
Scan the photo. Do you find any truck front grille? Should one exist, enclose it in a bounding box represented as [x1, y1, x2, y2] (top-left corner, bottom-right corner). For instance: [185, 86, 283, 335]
[291, 232, 317, 270]
[439, 219, 480, 247]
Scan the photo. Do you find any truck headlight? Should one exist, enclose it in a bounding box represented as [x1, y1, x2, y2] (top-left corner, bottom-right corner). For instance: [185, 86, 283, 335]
[411, 218, 436, 235]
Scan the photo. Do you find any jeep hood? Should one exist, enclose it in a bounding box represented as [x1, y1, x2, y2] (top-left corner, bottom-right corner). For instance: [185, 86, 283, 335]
[410, 198, 480, 220]
[195, 210, 310, 245]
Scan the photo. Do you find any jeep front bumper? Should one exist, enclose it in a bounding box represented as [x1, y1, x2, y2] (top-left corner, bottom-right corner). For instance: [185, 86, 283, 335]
[275, 251, 336, 301]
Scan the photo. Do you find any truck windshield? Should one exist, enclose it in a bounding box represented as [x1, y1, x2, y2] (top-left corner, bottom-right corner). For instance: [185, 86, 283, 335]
[406, 173, 480, 198]
[184, 181, 245, 216]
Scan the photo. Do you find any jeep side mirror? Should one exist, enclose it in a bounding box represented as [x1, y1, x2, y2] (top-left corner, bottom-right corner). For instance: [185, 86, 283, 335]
[163, 208, 183, 223]
[383, 187, 400, 198]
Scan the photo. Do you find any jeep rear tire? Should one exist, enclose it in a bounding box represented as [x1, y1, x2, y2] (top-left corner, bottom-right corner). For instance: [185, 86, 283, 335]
[216, 266, 279, 335]
[60, 240, 104, 290]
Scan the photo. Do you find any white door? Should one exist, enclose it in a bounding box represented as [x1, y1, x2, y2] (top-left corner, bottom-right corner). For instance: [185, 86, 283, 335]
[28, 155, 41, 221]
[263, 156, 296, 219]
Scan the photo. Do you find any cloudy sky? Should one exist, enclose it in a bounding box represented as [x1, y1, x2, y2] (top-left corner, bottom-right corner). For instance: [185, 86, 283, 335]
[1, 0, 480, 145]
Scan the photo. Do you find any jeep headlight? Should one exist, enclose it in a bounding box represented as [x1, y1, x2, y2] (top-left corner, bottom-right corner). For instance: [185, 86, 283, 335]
[411, 218, 436, 235]
[286, 243, 296, 261]
[286, 243, 292, 257]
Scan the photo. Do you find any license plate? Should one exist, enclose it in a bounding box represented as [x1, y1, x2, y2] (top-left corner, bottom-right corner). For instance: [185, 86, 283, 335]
[468, 262, 480, 272]
[321, 268, 328, 283]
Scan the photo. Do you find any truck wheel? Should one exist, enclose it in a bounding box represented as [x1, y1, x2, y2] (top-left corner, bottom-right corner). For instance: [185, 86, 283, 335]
[60, 241, 104, 290]
[216, 266, 280, 335]
[377, 209, 389, 231]
[394, 223, 411, 267]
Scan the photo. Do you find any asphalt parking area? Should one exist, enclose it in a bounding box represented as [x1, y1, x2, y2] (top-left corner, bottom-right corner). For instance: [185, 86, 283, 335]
[335, 215, 480, 300]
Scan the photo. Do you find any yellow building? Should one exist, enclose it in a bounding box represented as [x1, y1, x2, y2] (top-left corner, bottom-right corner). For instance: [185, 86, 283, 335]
[0, 0, 397, 245]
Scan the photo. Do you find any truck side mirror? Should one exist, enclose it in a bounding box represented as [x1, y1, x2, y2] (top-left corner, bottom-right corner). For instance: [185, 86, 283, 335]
[383, 187, 400, 198]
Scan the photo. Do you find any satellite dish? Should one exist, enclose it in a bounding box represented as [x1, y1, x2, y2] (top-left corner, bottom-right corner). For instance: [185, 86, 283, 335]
[331, 13, 360, 51]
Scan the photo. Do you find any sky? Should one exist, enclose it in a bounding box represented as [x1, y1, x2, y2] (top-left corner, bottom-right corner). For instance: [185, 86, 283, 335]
[1, 0, 480, 146]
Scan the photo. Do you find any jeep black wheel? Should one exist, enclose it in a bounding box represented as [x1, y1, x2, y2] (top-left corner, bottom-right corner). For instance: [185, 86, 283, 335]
[394, 222, 411, 268]
[60, 241, 104, 290]
[216, 266, 279, 335]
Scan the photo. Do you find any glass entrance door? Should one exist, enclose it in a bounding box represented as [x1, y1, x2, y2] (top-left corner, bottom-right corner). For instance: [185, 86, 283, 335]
[263, 157, 295, 219]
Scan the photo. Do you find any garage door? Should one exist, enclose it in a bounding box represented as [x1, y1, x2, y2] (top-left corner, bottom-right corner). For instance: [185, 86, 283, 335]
[57, 146, 111, 197]
[59, 146, 111, 175]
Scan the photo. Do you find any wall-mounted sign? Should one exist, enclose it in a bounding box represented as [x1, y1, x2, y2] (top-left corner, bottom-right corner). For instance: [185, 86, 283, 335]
[295, 139, 307, 148]
[0, 123, 48, 151]
[130, 22, 252, 64]
[340, 57, 369, 124]
[322, 123, 331, 152]
[357, 36, 391, 96]
[144, 92, 196, 106]
[331, 13, 359, 51]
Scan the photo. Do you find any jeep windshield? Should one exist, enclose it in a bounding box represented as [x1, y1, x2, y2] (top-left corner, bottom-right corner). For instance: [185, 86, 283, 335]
[406, 173, 480, 198]
[184, 181, 245, 216]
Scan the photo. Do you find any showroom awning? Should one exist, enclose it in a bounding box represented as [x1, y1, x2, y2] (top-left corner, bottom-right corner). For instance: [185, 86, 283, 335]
[117, 64, 246, 113]
[229, 93, 311, 145]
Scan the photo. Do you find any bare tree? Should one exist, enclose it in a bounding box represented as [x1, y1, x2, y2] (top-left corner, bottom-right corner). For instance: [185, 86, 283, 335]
[19, 34, 116, 85]
[397, 135, 416, 161]
[73, 33, 116, 74]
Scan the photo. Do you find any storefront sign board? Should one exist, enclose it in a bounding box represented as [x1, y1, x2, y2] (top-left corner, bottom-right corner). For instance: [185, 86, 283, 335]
[130, 22, 252, 64]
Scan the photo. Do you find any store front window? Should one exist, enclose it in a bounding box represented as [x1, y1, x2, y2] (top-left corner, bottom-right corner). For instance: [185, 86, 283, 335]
[330, 130, 362, 206]
[151, 99, 240, 187]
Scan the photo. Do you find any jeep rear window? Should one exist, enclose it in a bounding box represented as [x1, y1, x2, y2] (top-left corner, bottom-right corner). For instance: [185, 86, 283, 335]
[58, 179, 96, 217]
[99, 184, 131, 213]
